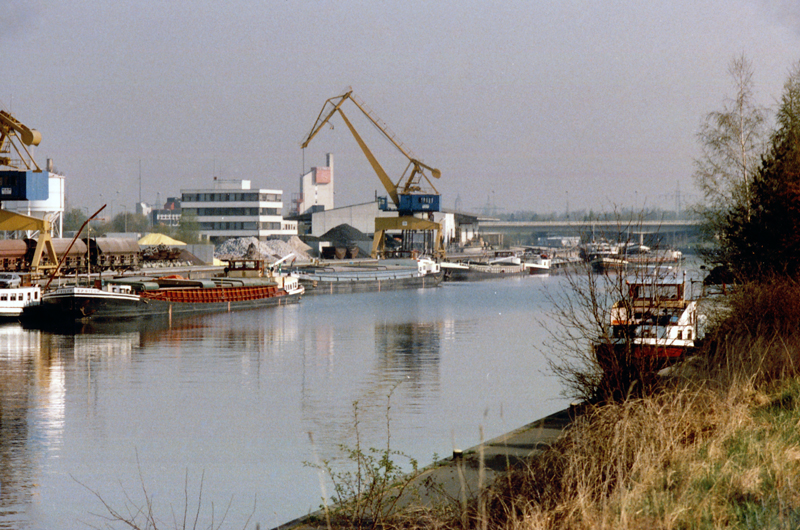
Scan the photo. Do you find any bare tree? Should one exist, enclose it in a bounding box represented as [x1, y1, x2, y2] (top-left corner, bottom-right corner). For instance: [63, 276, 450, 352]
[694, 55, 768, 217]
[543, 215, 675, 403]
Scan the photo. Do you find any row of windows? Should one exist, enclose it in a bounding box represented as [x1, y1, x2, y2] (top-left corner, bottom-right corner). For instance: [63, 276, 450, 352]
[0, 291, 37, 302]
[183, 207, 281, 217]
[182, 192, 281, 203]
[201, 222, 257, 231]
[199, 222, 284, 231]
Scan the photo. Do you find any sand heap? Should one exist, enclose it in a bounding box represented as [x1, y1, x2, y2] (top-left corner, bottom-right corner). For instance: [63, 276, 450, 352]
[215, 237, 312, 262]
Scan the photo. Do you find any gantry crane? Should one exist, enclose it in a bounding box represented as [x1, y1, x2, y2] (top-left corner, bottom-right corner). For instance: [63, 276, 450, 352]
[301, 88, 445, 259]
[0, 108, 58, 272]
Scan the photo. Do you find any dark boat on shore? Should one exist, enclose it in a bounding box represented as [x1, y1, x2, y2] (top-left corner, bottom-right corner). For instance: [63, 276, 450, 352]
[294, 257, 443, 295]
[22, 259, 304, 323]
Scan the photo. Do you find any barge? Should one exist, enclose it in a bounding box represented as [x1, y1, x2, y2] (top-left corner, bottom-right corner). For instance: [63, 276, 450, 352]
[294, 257, 443, 295]
[22, 259, 303, 323]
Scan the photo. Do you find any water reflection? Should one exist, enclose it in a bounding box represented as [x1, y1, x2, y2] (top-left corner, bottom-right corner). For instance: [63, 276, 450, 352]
[375, 320, 441, 391]
[0, 279, 569, 529]
[23, 307, 301, 351]
[0, 308, 306, 528]
[0, 324, 58, 527]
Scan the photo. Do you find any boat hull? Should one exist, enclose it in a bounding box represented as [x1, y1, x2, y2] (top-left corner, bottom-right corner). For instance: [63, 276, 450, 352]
[444, 263, 526, 282]
[23, 284, 301, 322]
[526, 264, 551, 275]
[591, 255, 682, 273]
[298, 269, 443, 295]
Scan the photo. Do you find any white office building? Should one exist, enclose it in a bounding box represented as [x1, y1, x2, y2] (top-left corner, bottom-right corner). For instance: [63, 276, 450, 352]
[181, 179, 297, 244]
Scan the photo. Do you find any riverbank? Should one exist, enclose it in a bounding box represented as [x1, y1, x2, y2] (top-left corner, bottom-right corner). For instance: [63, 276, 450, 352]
[277, 372, 800, 530]
[273, 278, 800, 529]
[275, 406, 579, 529]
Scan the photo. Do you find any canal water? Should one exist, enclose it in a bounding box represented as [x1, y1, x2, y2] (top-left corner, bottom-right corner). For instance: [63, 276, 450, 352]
[0, 274, 572, 529]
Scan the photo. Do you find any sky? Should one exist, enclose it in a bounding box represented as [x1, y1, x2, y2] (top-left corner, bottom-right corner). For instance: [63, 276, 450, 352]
[3, 0, 800, 216]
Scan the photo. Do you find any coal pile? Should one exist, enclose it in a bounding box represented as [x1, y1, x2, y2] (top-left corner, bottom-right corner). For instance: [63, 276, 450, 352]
[320, 224, 371, 245]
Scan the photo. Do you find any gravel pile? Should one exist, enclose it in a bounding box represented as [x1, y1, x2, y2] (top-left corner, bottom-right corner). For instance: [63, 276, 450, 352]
[215, 237, 313, 262]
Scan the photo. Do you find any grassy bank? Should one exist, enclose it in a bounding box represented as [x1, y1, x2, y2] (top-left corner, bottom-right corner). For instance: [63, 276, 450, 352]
[472, 377, 800, 529]
[456, 280, 800, 530]
[340, 280, 796, 530]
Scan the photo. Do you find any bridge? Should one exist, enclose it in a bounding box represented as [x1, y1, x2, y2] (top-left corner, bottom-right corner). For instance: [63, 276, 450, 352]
[476, 219, 702, 248]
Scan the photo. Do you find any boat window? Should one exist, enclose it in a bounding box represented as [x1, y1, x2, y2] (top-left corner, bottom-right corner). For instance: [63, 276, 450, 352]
[634, 284, 680, 300]
[10, 294, 16, 301]
[0, 294, 6, 301]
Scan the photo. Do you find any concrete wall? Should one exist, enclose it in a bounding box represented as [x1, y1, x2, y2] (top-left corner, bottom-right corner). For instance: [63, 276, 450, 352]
[186, 244, 215, 264]
[310, 202, 387, 237]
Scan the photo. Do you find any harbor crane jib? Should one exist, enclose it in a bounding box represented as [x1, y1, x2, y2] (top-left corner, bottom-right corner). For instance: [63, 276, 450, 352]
[301, 88, 445, 258]
[0, 109, 42, 172]
[0, 108, 58, 272]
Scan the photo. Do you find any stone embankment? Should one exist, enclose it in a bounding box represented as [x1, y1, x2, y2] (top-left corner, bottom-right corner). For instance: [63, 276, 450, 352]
[274, 406, 577, 529]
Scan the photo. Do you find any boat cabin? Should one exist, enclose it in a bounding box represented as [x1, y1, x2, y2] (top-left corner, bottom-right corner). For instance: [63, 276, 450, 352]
[609, 275, 701, 358]
[223, 259, 268, 278]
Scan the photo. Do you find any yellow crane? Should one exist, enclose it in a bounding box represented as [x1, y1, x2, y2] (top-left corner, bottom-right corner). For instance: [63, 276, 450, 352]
[0, 109, 43, 171]
[301, 88, 445, 258]
[0, 108, 58, 272]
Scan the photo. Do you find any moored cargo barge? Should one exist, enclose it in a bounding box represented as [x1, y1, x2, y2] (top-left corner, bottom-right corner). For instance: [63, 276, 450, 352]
[294, 257, 443, 295]
[22, 259, 303, 323]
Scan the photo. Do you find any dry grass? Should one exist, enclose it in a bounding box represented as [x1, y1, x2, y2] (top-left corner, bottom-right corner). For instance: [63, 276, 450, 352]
[457, 279, 800, 530]
[297, 280, 800, 530]
[373, 280, 800, 530]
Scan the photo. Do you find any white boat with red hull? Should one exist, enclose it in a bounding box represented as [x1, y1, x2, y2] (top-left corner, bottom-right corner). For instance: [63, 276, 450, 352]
[606, 273, 705, 360]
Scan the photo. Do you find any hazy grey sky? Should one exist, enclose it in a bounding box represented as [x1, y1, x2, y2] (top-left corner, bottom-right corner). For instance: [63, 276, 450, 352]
[3, 0, 800, 215]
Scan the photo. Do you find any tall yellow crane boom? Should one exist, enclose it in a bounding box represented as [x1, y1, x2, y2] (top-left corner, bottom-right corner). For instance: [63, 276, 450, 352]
[301, 88, 446, 259]
[301, 88, 441, 212]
